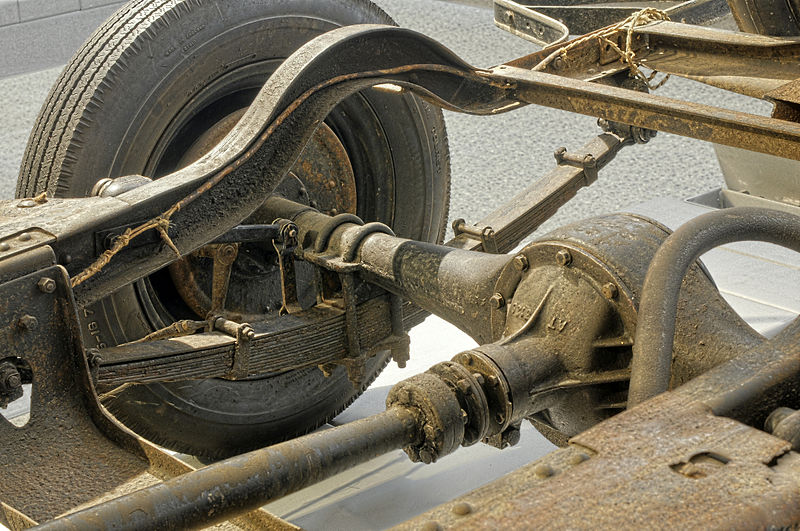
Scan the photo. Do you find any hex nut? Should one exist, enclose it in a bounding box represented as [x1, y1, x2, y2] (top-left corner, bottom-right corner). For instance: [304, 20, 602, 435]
[601, 282, 618, 300]
[37, 277, 57, 294]
[513, 254, 529, 271]
[555, 249, 572, 266]
[490, 293, 505, 309]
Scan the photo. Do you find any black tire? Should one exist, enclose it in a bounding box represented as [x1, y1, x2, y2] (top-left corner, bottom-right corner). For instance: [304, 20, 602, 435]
[728, 0, 800, 35]
[18, 0, 450, 459]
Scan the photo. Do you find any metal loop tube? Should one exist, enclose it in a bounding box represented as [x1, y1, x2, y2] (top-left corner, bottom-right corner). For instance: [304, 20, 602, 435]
[627, 207, 800, 408]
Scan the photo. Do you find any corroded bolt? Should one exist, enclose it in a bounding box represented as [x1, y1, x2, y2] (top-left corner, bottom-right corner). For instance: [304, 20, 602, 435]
[487, 374, 500, 387]
[4, 371, 21, 389]
[456, 379, 472, 395]
[513, 254, 529, 271]
[452, 502, 473, 516]
[37, 277, 56, 294]
[489, 293, 505, 309]
[601, 282, 618, 300]
[18, 315, 38, 330]
[534, 464, 553, 478]
[555, 249, 572, 266]
[418, 448, 434, 464]
[471, 373, 485, 386]
[87, 349, 103, 368]
[502, 426, 522, 448]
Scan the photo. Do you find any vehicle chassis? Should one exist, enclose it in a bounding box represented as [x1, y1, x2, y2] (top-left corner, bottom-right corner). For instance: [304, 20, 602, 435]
[2, 6, 800, 529]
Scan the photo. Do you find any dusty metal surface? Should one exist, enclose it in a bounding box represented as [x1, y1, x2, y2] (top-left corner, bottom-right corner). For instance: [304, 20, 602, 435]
[0, 265, 152, 524]
[0, 265, 293, 529]
[629, 207, 800, 407]
[1, 11, 799, 529]
[395, 393, 800, 529]
[36, 407, 419, 530]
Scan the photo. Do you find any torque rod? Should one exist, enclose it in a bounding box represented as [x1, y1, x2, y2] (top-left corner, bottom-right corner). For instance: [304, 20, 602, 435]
[36, 407, 419, 530]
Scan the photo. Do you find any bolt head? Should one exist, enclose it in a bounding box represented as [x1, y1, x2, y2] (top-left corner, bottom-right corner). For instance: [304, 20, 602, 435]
[18, 315, 38, 330]
[489, 293, 505, 309]
[37, 277, 56, 294]
[602, 282, 618, 299]
[513, 255, 529, 271]
[503, 427, 521, 447]
[418, 448, 434, 464]
[555, 249, 572, 266]
[5, 372, 20, 389]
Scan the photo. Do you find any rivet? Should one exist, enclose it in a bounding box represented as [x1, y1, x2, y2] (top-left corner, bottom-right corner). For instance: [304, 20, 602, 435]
[452, 502, 473, 516]
[512, 255, 529, 271]
[18, 233, 32, 242]
[534, 464, 553, 478]
[490, 293, 505, 309]
[569, 452, 589, 465]
[555, 249, 572, 266]
[17, 199, 36, 208]
[0, 243, 9, 252]
[421, 522, 442, 531]
[601, 282, 618, 300]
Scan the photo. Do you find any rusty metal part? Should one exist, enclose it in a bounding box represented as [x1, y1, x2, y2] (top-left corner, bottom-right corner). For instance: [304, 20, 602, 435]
[494, 0, 728, 47]
[766, 407, 800, 450]
[0, 362, 22, 408]
[399, 314, 800, 528]
[288, 122, 358, 216]
[38, 407, 419, 530]
[1, 23, 798, 314]
[628, 207, 800, 408]
[95, 297, 427, 385]
[0, 265, 290, 529]
[122, 319, 207, 345]
[397, 393, 800, 529]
